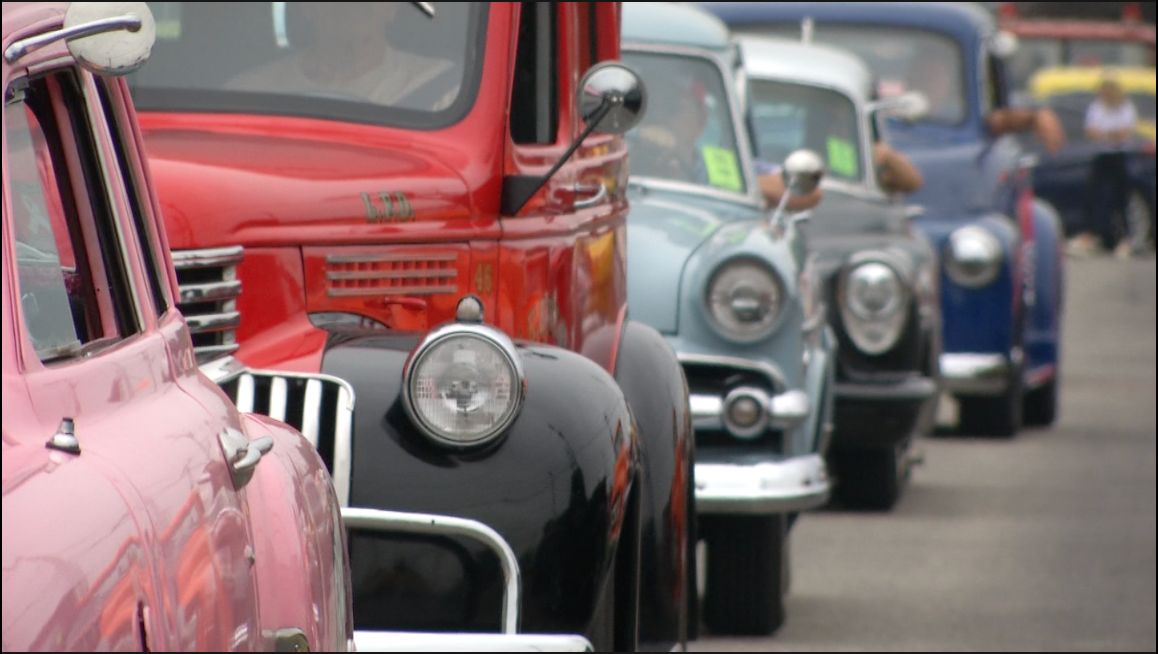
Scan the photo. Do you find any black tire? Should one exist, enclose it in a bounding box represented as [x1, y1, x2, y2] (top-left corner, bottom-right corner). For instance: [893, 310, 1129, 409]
[702, 514, 787, 636]
[958, 370, 1023, 437]
[1022, 377, 1058, 427]
[832, 448, 903, 511]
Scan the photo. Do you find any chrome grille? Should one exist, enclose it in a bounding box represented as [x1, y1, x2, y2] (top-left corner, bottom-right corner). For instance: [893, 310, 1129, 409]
[221, 368, 355, 506]
[173, 246, 243, 363]
[325, 252, 459, 297]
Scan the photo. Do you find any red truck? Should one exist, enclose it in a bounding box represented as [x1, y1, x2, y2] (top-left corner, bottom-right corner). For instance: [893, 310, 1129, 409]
[130, 2, 693, 650]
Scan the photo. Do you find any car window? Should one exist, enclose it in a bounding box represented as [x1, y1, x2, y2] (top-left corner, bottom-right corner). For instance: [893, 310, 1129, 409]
[130, 2, 487, 129]
[5, 72, 140, 362]
[748, 80, 864, 183]
[737, 24, 968, 125]
[509, 2, 558, 145]
[622, 51, 748, 194]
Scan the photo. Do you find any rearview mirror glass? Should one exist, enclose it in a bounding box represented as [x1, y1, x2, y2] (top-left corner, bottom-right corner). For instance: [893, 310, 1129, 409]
[578, 62, 648, 135]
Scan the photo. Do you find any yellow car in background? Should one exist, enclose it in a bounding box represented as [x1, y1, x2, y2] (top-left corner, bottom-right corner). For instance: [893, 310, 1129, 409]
[1030, 66, 1156, 141]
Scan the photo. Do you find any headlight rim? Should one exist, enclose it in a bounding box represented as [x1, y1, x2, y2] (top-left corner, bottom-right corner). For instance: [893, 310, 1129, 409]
[702, 255, 789, 344]
[401, 322, 527, 450]
[944, 224, 1004, 288]
[837, 257, 911, 356]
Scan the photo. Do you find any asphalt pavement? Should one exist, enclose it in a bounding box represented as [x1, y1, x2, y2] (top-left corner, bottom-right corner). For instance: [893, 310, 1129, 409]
[691, 256, 1157, 651]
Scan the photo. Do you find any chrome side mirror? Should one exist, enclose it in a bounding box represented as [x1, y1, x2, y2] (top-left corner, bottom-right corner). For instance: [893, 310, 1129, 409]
[990, 31, 1019, 59]
[64, 2, 155, 75]
[784, 149, 825, 197]
[578, 62, 648, 136]
[5, 2, 155, 74]
[870, 91, 930, 123]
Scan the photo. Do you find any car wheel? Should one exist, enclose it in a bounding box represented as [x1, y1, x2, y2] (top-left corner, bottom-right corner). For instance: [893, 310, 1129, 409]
[958, 370, 1023, 437]
[1022, 377, 1058, 427]
[832, 447, 903, 511]
[1126, 190, 1153, 252]
[702, 514, 787, 635]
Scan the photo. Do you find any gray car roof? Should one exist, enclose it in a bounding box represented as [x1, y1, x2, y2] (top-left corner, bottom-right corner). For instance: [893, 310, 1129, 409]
[737, 36, 874, 103]
[622, 2, 732, 53]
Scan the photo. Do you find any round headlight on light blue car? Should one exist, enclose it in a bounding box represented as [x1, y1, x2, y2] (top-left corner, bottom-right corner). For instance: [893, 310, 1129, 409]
[839, 261, 909, 355]
[945, 225, 1003, 288]
[705, 258, 784, 343]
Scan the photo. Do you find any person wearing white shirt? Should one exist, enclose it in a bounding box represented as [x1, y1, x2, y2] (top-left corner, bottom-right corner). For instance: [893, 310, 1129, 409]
[1070, 78, 1139, 258]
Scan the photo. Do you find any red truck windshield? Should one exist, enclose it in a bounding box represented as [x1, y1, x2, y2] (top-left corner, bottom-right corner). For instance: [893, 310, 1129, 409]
[130, 2, 486, 128]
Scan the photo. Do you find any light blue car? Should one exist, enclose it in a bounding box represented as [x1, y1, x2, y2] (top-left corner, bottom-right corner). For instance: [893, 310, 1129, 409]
[621, 3, 835, 636]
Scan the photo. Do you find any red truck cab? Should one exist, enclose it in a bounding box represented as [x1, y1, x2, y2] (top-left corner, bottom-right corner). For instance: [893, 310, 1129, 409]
[130, 3, 693, 650]
[2, 3, 351, 650]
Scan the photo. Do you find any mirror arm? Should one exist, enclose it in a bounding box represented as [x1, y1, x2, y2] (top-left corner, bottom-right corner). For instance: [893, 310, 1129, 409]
[500, 100, 613, 216]
[5, 14, 142, 64]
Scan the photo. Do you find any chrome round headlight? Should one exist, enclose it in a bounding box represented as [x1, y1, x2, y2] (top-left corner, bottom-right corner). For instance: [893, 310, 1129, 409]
[839, 261, 908, 355]
[705, 259, 784, 342]
[945, 225, 1003, 288]
[402, 325, 525, 448]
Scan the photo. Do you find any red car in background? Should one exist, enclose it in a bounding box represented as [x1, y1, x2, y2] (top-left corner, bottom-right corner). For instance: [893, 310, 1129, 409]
[998, 2, 1156, 100]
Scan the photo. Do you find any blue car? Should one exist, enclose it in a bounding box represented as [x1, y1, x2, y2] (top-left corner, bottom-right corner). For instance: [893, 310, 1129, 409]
[707, 1, 1067, 436]
[622, 3, 835, 635]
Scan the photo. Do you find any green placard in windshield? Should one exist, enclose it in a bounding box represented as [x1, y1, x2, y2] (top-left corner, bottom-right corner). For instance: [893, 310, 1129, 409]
[701, 145, 743, 192]
[826, 136, 859, 179]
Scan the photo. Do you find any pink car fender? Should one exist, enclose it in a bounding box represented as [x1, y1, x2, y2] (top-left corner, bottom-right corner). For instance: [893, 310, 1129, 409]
[240, 413, 352, 651]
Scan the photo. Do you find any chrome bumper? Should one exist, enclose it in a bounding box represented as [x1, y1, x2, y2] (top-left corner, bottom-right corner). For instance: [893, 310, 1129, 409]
[689, 388, 811, 434]
[695, 454, 831, 515]
[344, 508, 592, 652]
[940, 353, 1011, 396]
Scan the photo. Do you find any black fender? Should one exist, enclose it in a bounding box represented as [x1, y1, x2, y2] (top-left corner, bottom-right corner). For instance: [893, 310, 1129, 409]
[320, 332, 637, 640]
[613, 319, 694, 651]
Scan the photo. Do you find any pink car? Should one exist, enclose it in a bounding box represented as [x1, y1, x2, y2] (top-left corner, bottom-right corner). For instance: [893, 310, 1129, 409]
[2, 4, 351, 650]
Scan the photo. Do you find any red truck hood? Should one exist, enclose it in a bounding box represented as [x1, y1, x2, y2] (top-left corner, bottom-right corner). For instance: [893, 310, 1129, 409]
[140, 113, 482, 250]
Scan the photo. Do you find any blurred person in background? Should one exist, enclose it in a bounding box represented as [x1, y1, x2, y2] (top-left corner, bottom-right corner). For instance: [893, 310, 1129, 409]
[1069, 77, 1139, 258]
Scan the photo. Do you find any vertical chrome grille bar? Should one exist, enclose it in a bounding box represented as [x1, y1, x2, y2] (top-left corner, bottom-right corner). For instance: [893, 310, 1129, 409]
[300, 379, 323, 448]
[268, 377, 288, 423]
[332, 384, 355, 507]
[236, 373, 256, 413]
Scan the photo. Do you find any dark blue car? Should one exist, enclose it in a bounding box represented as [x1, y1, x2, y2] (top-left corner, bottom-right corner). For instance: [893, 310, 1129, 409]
[706, 2, 1067, 436]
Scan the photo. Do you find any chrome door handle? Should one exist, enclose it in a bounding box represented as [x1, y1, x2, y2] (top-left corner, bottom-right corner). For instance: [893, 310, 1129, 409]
[573, 183, 607, 209]
[218, 428, 274, 489]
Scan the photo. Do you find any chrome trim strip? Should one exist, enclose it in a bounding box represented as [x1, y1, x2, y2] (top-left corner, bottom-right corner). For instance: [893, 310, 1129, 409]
[300, 379, 322, 448]
[192, 343, 240, 360]
[332, 383, 355, 507]
[689, 387, 810, 434]
[268, 376, 288, 422]
[199, 356, 247, 385]
[327, 285, 457, 297]
[341, 508, 521, 635]
[236, 374, 255, 413]
[326, 269, 457, 281]
[834, 377, 938, 403]
[326, 252, 458, 265]
[629, 175, 761, 209]
[351, 632, 593, 652]
[769, 389, 811, 430]
[940, 353, 1011, 396]
[171, 246, 244, 269]
[695, 455, 831, 514]
[186, 311, 240, 333]
[678, 352, 788, 389]
[178, 280, 242, 304]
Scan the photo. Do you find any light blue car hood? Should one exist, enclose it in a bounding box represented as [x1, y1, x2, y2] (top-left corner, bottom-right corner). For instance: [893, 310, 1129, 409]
[626, 187, 776, 334]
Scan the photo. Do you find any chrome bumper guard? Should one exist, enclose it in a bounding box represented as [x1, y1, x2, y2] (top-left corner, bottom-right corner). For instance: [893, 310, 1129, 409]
[940, 353, 1011, 396]
[689, 389, 811, 433]
[695, 454, 831, 515]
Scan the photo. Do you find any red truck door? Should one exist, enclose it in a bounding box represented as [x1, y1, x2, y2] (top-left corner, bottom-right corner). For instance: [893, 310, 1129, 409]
[499, 2, 630, 370]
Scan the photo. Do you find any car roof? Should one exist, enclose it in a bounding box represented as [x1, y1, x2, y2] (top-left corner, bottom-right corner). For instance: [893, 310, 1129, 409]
[622, 2, 731, 53]
[737, 36, 873, 103]
[703, 2, 995, 43]
[1030, 66, 1158, 97]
